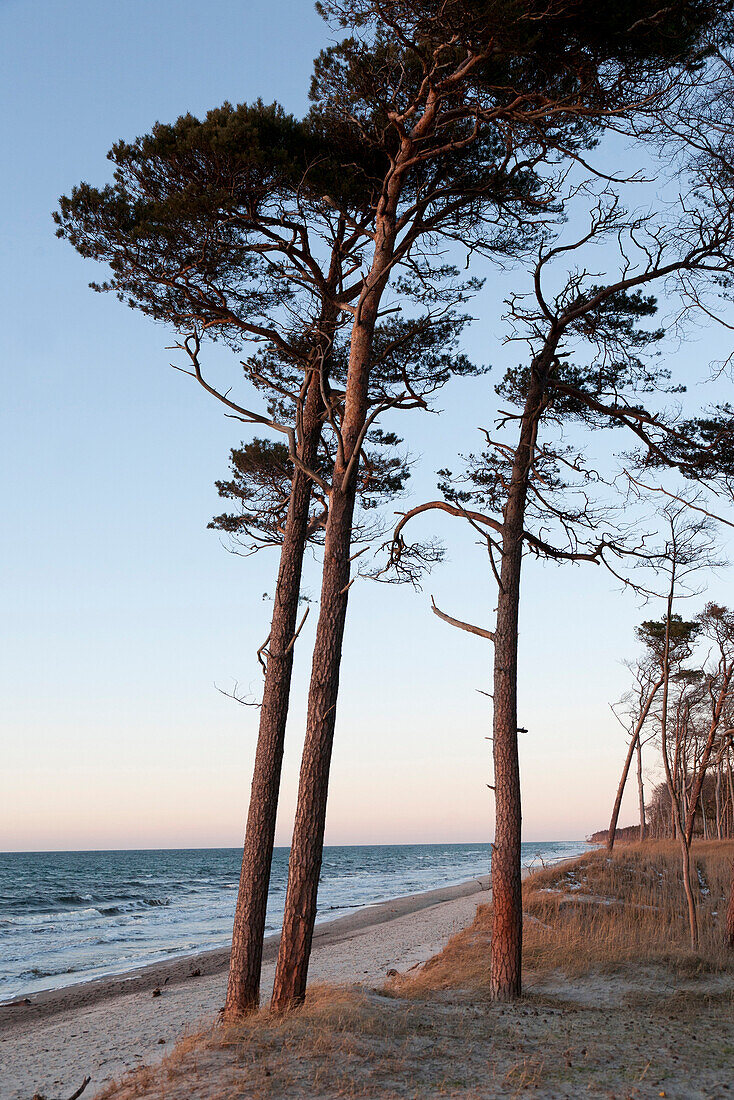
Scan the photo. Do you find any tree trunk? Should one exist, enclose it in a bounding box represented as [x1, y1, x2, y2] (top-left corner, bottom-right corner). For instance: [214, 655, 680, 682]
[606, 695, 660, 852]
[269, 478, 357, 1009]
[660, 570, 679, 849]
[656, 560, 698, 945]
[607, 736, 639, 853]
[490, 347, 554, 1002]
[681, 837, 698, 950]
[491, 526, 524, 1001]
[224, 373, 324, 1018]
[684, 665, 733, 846]
[270, 177, 400, 1012]
[682, 774, 689, 833]
[636, 734, 646, 841]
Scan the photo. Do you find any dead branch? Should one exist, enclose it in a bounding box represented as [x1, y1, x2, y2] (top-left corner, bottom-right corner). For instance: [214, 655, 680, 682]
[35, 1078, 92, 1100]
[256, 632, 271, 675]
[430, 595, 495, 641]
[284, 607, 310, 656]
[215, 681, 262, 708]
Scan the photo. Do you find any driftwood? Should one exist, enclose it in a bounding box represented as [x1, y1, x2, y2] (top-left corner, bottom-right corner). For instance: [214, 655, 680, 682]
[65, 1081, 92, 1100]
[32, 1077, 91, 1100]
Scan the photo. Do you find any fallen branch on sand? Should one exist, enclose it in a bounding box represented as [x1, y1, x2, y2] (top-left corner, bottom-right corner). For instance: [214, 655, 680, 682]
[32, 1075, 91, 1100]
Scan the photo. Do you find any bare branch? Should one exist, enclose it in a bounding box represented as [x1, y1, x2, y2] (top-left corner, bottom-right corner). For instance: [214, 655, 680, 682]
[430, 595, 495, 641]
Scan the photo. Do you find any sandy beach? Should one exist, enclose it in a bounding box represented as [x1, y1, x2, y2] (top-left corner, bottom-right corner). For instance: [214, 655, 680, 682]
[0, 874, 491, 1100]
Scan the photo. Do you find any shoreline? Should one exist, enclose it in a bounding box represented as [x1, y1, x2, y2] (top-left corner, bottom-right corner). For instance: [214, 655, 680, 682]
[0, 873, 491, 1032]
[0, 870, 504, 1100]
[1, 847, 589, 1015]
[1, 844, 589, 1004]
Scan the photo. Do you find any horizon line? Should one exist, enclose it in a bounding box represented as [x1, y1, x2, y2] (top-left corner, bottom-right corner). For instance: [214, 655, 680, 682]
[0, 838, 589, 855]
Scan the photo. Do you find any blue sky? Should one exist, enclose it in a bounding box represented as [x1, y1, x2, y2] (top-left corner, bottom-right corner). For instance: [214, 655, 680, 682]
[2, 0, 732, 851]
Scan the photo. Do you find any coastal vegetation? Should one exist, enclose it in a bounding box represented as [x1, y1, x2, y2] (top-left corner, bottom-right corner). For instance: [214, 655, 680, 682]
[406, 842, 734, 988]
[51, 0, 734, 1080]
[601, 508, 734, 948]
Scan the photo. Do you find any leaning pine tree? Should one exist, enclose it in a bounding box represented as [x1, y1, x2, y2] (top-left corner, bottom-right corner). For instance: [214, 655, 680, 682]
[55, 102, 382, 1015]
[54, 98, 482, 1015]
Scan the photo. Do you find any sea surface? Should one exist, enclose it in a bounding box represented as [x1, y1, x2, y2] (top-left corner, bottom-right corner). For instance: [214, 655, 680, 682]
[0, 841, 590, 1001]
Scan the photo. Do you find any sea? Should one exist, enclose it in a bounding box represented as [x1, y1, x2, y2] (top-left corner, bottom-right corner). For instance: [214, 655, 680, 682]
[0, 841, 590, 1002]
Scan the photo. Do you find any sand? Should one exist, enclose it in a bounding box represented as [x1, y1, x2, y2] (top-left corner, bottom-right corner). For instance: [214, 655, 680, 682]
[0, 874, 492, 1100]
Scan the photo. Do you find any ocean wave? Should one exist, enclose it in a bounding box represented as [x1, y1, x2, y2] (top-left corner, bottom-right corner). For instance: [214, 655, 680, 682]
[0, 897, 172, 927]
[96, 898, 171, 915]
[4, 906, 102, 927]
[18, 964, 80, 980]
[1, 889, 174, 916]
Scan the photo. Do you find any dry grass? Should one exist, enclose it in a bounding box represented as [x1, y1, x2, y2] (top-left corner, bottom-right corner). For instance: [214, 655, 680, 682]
[95, 842, 734, 1099]
[396, 840, 734, 996]
[95, 984, 466, 1099]
[96, 980, 734, 1099]
[524, 840, 734, 976]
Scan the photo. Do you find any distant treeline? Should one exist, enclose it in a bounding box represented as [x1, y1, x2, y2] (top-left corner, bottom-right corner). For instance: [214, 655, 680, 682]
[593, 775, 734, 844]
[588, 825, 641, 844]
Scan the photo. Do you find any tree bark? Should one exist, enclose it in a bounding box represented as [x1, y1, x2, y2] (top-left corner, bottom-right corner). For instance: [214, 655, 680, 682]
[726, 857, 734, 948]
[607, 681, 662, 852]
[490, 346, 554, 1002]
[684, 666, 733, 846]
[607, 708, 660, 853]
[608, 740, 641, 852]
[223, 371, 325, 1018]
[657, 564, 698, 948]
[269, 476, 357, 1009]
[490, 528, 524, 1001]
[681, 838, 699, 950]
[637, 734, 646, 841]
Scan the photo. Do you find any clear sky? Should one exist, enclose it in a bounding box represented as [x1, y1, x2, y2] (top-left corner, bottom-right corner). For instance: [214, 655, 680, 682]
[2, 0, 733, 852]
